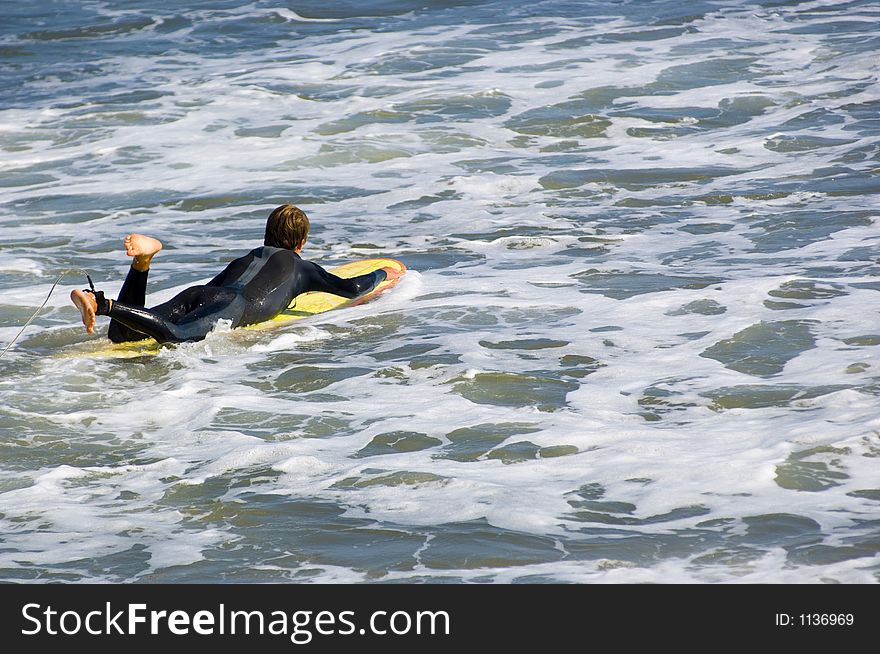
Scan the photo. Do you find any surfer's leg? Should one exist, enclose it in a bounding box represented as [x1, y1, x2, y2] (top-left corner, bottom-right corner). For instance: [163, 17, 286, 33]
[107, 267, 149, 342]
[105, 301, 219, 344]
[72, 284, 197, 343]
[105, 287, 243, 344]
[104, 301, 183, 343]
[108, 234, 164, 343]
[71, 288, 173, 342]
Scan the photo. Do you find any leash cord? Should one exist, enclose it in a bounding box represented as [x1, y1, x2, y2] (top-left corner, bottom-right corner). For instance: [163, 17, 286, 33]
[0, 268, 90, 360]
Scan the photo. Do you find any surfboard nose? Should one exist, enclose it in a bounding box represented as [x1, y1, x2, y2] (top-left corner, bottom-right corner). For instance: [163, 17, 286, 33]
[382, 263, 405, 281]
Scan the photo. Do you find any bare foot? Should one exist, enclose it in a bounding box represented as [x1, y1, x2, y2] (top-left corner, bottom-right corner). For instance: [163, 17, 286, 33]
[70, 289, 98, 335]
[124, 234, 163, 272]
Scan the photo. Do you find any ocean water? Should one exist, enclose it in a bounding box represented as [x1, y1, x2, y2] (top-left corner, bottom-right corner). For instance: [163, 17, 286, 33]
[0, 0, 878, 583]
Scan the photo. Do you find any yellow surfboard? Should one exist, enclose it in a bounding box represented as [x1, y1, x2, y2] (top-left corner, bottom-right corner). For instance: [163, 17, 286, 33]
[60, 258, 406, 358]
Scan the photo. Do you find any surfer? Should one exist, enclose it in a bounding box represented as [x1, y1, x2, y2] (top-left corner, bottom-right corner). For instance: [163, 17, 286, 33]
[70, 204, 397, 344]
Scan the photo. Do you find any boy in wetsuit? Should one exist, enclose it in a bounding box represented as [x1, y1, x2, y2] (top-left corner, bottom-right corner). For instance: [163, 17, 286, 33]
[70, 204, 396, 343]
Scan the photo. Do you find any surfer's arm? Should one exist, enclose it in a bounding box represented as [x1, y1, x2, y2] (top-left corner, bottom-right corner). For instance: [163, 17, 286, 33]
[302, 261, 386, 299]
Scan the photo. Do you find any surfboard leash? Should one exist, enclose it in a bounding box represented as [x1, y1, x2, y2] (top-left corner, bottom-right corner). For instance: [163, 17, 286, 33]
[0, 268, 92, 361]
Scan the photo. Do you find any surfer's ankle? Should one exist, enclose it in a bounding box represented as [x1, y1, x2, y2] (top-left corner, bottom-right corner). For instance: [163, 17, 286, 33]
[131, 256, 151, 272]
[85, 288, 112, 315]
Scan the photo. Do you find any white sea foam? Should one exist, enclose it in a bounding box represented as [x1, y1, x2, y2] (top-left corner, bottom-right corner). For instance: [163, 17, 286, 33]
[0, 0, 877, 583]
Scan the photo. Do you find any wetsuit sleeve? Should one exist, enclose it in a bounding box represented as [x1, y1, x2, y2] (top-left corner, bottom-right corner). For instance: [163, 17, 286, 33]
[302, 261, 387, 299]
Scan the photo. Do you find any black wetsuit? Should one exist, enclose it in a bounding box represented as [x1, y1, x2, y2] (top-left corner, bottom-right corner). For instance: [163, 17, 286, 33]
[100, 246, 386, 344]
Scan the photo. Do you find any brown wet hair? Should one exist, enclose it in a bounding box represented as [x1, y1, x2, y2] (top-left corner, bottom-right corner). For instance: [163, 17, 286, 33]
[264, 204, 310, 250]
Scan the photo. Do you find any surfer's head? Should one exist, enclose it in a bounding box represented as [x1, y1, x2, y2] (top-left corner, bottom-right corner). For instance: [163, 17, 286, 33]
[265, 204, 310, 252]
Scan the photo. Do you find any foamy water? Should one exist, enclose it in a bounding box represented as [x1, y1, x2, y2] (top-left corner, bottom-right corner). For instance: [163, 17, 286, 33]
[0, 0, 878, 583]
